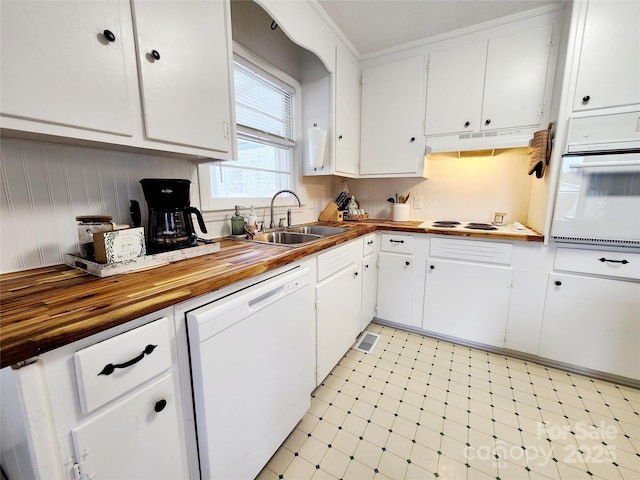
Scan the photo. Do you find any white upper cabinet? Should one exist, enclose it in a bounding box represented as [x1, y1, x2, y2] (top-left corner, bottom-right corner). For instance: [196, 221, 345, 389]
[424, 42, 486, 136]
[0, 0, 133, 136]
[482, 24, 554, 130]
[334, 45, 361, 177]
[360, 56, 427, 177]
[1, 0, 235, 159]
[425, 23, 554, 137]
[572, 0, 640, 112]
[131, 0, 232, 152]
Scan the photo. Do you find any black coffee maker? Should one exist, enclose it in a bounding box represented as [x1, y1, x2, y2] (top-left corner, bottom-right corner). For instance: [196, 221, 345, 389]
[140, 178, 207, 253]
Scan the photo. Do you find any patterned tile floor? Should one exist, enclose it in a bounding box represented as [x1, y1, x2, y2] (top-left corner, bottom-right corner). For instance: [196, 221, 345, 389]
[257, 323, 640, 480]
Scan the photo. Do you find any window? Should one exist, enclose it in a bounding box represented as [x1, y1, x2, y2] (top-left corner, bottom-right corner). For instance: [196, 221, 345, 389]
[199, 48, 299, 211]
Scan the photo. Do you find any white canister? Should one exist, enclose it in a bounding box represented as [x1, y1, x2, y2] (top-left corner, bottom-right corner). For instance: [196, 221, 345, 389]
[392, 203, 410, 222]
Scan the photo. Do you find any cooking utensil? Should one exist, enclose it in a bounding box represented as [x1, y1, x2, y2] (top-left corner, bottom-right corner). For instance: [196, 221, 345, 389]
[404, 192, 411, 203]
[399, 195, 406, 203]
[387, 197, 395, 203]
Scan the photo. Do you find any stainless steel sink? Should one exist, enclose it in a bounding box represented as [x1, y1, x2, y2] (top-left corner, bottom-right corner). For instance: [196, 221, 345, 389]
[234, 225, 348, 247]
[249, 231, 322, 246]
[285, 225, 348, 236]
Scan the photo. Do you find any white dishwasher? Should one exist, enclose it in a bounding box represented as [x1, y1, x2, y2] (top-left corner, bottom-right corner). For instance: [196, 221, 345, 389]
[187, 266, 314, 480]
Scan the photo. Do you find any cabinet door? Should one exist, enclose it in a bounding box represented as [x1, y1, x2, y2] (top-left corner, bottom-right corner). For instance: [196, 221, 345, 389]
[361, 253, 377, 332]
[376, 253, 414, 325]
[335, 45, 360, 176]
[131, 0, 232, 152]
[482, 24, 552, 130]
[360, 56, 425, 175]
[317, 264, 362, 383]
[572, 1, 640, 111]
[423, 259, 511, 347]
[538, 274, 640, 379]
[71, 373, 188, 479]
[0, 0, 132, 136]
[424, 42, 486, 135]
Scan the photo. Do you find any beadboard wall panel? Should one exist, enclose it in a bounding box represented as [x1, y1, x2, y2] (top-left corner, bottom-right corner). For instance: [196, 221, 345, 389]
[350, 148, 533, 225]
[0, 139, 196, 273]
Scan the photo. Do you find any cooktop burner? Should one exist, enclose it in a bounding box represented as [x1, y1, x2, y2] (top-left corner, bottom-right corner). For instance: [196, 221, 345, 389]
[465, 223, 498, 231]
[433, 221, 461, 228]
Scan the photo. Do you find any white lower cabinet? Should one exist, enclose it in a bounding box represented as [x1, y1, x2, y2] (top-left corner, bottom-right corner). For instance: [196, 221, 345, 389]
[538, 273, 640, 380]
[71, 373, 185, 479]
[377, 252, 414, 324]
[423, 237, 513, 348]
[316, 239, 363, 384]
[0, 310, 192, 480]
[375, 233, 428, 328]
[423, 259, 512, 347]
[537, 247, 640, 380]
[361, 233, 378, 331]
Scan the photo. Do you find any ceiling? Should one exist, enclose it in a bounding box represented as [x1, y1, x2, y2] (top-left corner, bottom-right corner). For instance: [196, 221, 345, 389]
[316, 0, 562, 56]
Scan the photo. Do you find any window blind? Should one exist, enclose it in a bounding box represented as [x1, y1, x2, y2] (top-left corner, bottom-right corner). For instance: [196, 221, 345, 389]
[234, 61, 295, 145]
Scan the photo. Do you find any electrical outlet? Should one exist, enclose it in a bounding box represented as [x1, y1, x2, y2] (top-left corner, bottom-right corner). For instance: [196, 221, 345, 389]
[413, 195, 423, 209]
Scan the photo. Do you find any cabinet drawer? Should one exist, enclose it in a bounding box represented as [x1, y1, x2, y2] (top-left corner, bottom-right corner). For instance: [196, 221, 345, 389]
[74, 317, 172, 413]
[554, 248, 640, 280]
[363, 233, 376, 256]
[380, 233, 414, 254]
[430, 237, 512, 265]
[317, 239, 360, 282]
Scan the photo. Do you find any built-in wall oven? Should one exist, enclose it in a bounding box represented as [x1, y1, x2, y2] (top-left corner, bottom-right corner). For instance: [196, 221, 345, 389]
[551, 111, 640, 247]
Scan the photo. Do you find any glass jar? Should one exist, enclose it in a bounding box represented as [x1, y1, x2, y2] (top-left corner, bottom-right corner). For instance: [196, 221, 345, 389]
[76, 215, 113, 260]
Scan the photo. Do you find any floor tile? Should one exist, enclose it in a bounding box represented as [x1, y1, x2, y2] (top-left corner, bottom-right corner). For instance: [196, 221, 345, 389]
[262, 324, 639, 480]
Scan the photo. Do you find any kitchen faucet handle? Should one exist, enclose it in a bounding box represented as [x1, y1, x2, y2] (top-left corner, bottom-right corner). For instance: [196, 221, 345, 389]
[278, 218, 285, 228]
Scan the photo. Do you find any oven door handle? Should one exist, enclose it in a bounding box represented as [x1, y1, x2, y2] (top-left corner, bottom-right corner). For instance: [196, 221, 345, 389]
[569, 160, 640, 169]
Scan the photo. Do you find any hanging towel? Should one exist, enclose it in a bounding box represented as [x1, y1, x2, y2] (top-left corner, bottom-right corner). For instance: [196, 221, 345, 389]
[528, 122, 553, 179]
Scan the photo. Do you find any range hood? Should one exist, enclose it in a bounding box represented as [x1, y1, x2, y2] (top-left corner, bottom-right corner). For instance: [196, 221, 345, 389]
[426, 125, 538, 153]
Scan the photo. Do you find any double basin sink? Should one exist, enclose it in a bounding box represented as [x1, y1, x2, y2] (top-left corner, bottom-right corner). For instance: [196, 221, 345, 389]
[241, 225, 348, 246]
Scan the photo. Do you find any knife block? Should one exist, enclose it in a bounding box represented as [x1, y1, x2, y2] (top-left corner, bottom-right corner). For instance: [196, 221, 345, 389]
[318, 201, 343, 222]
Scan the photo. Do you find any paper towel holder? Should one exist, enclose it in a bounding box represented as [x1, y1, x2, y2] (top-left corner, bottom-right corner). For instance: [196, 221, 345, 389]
[308, 123, 327, 171]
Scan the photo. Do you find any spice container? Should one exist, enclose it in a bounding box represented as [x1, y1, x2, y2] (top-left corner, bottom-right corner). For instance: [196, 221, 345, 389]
[76, 215, 114, 260]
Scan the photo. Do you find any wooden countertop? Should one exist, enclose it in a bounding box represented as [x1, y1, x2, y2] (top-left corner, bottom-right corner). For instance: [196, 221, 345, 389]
[0, 220, 542, 368]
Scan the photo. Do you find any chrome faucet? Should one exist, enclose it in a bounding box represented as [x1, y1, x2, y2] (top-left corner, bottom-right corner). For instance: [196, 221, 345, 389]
[270, 189, 303, 229]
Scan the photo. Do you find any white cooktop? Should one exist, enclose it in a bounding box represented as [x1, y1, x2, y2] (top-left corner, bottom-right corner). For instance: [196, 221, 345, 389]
[418, 220, 540, 237]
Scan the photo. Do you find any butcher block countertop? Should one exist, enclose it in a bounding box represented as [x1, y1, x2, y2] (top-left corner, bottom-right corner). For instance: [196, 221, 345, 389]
[0, 220, 543, 368]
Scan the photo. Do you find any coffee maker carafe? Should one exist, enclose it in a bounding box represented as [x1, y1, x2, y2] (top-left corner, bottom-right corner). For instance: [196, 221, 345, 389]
[140, 178, 207, 253]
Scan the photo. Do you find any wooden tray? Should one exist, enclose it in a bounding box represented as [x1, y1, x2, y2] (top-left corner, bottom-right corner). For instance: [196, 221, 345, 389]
[65, 241, 220, 277]
[344, 213, 369, 221]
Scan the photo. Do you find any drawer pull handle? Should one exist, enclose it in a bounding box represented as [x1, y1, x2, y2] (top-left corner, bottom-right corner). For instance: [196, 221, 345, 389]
[154, 399, 167, 413]
[389, 239, 405, 244]
[599, 257, 629, 265]
[98, 344, 157, 376]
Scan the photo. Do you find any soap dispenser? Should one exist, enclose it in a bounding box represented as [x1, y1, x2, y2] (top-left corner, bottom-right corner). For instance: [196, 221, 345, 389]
[231, 205, 245, 235]
[247, 205, 258, 228]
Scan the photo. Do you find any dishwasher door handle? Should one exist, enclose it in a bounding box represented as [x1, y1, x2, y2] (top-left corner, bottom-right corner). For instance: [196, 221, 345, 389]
[248, 285, 285, 312]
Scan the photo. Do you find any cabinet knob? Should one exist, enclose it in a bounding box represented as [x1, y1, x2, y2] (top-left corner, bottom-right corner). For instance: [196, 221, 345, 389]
[151, 49, 161, 61]
[365, 264, 369, 269]
[582, 95, 590, 104]
[429, 265, 435, 270]
[484, 119, 491, 126]
[464, 121, 470, 128]
[405, 261, 410, 266]
[103, 29, 116, 43]
[354, 271, 359, 278]
[410, 137, 416, 143]
[154, 399, 167, 413]
[554, 280, 562, 286]
[338, 135, 343, 140]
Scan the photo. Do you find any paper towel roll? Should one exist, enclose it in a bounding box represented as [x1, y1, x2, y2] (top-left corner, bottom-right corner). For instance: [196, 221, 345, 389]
[308, 126, 327, 171]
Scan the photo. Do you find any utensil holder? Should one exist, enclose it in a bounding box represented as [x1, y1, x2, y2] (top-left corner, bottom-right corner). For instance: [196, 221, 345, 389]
[392, 203, 409, 222]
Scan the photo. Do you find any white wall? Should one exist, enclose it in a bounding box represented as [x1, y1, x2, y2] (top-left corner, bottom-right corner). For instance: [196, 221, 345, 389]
[0, 138, 337, 273]
[348, 148, 537, 226]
